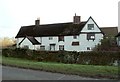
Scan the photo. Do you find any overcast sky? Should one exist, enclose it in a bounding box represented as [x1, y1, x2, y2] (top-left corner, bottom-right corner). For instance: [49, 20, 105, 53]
[0, 0, 119, 38]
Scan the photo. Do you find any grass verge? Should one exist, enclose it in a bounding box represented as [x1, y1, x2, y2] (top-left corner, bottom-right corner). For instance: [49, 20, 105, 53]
[1, 55, 119, 79]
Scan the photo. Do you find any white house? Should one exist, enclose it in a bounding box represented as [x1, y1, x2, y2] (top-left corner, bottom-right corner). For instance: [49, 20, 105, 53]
[15, 15, 104, 52]
[116, 32, 120, 46]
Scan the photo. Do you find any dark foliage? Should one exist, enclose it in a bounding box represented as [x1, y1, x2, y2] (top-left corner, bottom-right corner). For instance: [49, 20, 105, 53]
[2, 48, 120, 66]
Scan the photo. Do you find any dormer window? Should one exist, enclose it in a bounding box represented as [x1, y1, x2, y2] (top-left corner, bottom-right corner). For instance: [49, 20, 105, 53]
[88, 24, 94, 30]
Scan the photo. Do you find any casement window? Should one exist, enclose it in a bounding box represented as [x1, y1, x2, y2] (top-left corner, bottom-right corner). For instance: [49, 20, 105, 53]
[50, 44, 55, 51]
[59, 45, 64, 50]
[40, 46, 45, 51]
[73, 35, 77, 39]
[58, 36, 64, 41]
[72, 42, 79, 46]
[88, 24, 94, 30]
[49, 37, 53, 40]
[87, 47, 91, 50]
[23, 45, 29, 49]
[87, 33, 95, 40]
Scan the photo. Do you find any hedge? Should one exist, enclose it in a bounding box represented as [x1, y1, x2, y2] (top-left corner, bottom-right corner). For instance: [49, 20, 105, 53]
[2, 48, 120, 66]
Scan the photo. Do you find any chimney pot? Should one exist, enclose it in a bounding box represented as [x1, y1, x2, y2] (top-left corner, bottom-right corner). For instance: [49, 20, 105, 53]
[35, 18, 40, 25]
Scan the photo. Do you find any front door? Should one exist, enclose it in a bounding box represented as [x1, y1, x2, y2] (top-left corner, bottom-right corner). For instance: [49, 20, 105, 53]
[50, 44, 55, 51]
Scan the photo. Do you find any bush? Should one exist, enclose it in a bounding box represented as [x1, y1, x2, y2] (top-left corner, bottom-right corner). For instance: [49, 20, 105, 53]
[2, 48, 120, 66]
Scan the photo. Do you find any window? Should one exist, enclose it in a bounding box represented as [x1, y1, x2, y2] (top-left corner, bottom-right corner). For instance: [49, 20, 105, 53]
[23, 45, 29, 49]
[87, 47, 91, 50]
[58, 36, 64, 41]
[59, 45, 64, 51]
[72, 42, 79, 46]
[40, 46, 45, 51]
[73, 35, 77, 39]
[88, 24, 94, 30]
[87, 33, 95, 40]
[50, 44, 55, 51]
[49, 37, 53, 40]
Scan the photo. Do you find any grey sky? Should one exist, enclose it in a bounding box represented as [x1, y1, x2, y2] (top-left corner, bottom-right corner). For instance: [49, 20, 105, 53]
[0, 0, 119, 37]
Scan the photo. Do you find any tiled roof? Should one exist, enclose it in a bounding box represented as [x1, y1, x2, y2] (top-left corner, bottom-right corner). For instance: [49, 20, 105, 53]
[27, 37, 41, 45]
[15, 22, 86, 38]
[100, 27, 118, 37]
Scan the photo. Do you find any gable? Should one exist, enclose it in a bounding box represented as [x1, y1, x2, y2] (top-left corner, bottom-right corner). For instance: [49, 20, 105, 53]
[81, 17, 103, 33]
[19, 38, 32, 46]
[19, 36, 41, 45]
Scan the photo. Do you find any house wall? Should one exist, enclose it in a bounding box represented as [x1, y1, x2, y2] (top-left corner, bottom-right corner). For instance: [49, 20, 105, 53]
[79, 34, 103, 51]
[19, 38, 34, 49]
[40, 36, 81, 51]
[81, 18, 101, 32]
[39, 34, 103, 52]
[41, 36, 58, 51]
[79, 17, 103, 51]
[16, 38, 24, 48]
[64, 36, 80, 51]
[17, 38, 40, 50]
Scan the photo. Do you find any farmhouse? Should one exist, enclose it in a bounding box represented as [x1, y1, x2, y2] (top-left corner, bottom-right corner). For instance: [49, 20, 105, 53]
[15, 14, 104, 51]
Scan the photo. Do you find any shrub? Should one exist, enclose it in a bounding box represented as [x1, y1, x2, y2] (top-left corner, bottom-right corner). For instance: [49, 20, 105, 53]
[2, 48, 120, 66]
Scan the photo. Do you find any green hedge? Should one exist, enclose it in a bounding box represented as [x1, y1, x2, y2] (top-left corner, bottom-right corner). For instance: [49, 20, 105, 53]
[2, 48, 120, 66]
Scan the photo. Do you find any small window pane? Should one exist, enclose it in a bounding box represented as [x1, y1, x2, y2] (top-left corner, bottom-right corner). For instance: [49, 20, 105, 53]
[40, 46, 45, 51]
[87, 33, 95, 40]
[23, 45, 29, 49]
[72, 42, 79, 46]
[87, 47, 91, 50]
[88, 24, 94, 30]
[49, 37, 53, 40]
[59, 45, 64, 50]
[73, 35, 77, 39]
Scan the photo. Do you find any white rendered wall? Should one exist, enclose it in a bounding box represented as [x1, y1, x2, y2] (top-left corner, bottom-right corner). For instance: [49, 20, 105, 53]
[81, 18, 101, 32]
[79, 34, 103, 51]
[20, 38, 34, 50]
[79, 17, 103, 51]
[16, 38, 24, 48]
[41, 36, 59, 51]
[17, 38, 40, 50]
[64, 36, 80, 51]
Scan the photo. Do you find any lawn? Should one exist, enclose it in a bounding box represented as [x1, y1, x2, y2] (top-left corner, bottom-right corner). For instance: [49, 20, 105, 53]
[1, 55, 119, 79]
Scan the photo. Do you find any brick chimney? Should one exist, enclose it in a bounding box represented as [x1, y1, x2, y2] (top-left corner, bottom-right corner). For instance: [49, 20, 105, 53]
[73, 13, 81, 24]
[35, 17, 40, 25]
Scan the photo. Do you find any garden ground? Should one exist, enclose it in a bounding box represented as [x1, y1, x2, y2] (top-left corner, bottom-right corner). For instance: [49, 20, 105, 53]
[1, 55, 119, 79]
